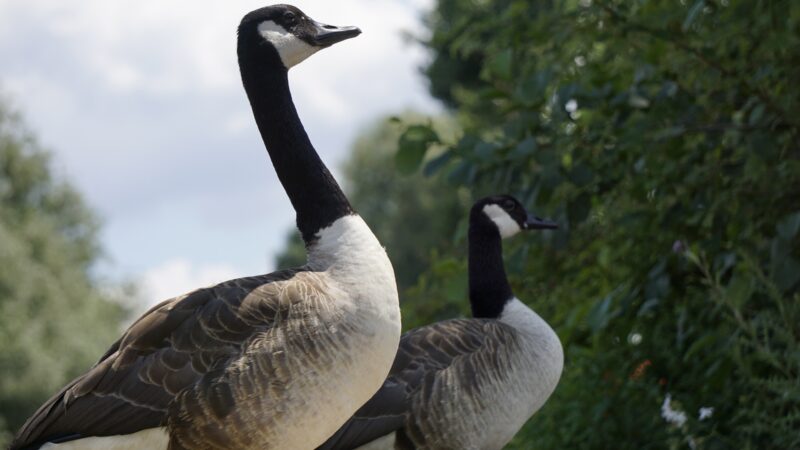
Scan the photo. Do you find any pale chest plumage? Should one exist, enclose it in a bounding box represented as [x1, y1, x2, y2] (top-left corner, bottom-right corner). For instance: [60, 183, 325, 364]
[398, 300, 561, 450]
[477, 299, 563, 449]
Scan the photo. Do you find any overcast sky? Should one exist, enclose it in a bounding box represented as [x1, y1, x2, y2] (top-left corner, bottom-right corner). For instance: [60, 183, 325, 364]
[0, 0, 438, 307]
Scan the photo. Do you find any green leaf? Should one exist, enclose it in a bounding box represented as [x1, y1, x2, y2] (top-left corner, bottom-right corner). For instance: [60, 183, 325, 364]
[654, 126, 685, 140]
[514, 72, 550, 104]
[487, 49, 513, 79]
[776, 211, 800, 240]
[395, 144, 426, 175]
[749, 103, 766, 126]
[587, 291, 619, 334]
[423, 150, 453, 176]
[682, 0, 706, 31]
[509, 137, 537, 159]
[395, 124, 439, 175]
[684, 333, 719, 361]
[473, 141, 496, 161]
[567, 193, 592, 224]
[569, 164, 594, 187]
[447, 160, 474, 184]
[637, 298, 660, 317]
[726, 273, 755, 308]
[772, 256, 800, 291]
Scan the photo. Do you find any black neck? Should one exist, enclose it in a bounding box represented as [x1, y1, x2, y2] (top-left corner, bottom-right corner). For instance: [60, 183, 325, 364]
[237, 30, 353, 244]
[468, 211, 513, 318]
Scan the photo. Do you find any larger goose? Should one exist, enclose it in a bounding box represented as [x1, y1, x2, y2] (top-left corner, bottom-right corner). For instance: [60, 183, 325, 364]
[319, 195, 563, 450]
[11, 5, 400, 450]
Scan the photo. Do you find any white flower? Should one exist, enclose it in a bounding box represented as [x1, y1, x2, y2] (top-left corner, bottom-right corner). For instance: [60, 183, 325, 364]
[661, 394, 688, 427]
[698, 407, 714, 420]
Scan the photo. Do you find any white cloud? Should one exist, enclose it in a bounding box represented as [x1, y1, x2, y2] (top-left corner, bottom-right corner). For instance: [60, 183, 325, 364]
[2, 0, 435, 97]
[140, 259, 239, 309]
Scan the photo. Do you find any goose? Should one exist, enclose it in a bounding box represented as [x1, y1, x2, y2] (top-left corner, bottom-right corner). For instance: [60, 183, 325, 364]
[11, 5, 400, 450]
[318, 195, 563, 450]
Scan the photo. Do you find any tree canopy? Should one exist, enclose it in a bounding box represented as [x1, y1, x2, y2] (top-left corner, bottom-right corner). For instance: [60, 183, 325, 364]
[392, 0, 799, 448]
[0, 101, 125, 445]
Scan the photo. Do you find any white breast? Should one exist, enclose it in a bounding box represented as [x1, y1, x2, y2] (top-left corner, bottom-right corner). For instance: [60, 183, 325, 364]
[499, 298, 564, 392]
[485, 298, 563, 447]
[427, 298, 564, 450]
[309, 214, 401, 328]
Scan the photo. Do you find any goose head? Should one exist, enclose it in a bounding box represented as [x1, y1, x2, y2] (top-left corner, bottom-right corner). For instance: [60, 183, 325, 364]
[474, 195, 558, 239]
[239, 4, 361, 69]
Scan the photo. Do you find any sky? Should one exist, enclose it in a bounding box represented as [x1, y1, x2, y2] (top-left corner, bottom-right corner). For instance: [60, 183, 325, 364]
[0, 0, 438, 308]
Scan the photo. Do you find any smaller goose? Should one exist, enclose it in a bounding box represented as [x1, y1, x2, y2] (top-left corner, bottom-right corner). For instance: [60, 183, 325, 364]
[318, 195, 564, 450]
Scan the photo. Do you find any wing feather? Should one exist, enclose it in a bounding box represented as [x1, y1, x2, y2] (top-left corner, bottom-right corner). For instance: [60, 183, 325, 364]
[11, 269, 313, 450]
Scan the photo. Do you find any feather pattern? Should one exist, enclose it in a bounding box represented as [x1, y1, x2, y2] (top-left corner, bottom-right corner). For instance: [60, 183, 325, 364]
[320, 313, 562, 450]
[13, 265, 397, 450]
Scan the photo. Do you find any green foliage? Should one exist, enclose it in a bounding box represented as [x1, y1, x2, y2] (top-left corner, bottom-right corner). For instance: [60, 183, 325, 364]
[0, 101, 125, 445]
[402, 0, 800, 448]
[395, 124, 441, 175]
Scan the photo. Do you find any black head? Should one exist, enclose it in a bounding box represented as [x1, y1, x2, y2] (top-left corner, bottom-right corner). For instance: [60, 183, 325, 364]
[238, 4, 361, 69]
[470, 195, 557, 238]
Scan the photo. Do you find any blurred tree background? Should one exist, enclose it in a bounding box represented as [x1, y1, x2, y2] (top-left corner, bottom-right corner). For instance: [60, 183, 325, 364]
[279, 0, 800, 448]
[0, 101, 125, 445]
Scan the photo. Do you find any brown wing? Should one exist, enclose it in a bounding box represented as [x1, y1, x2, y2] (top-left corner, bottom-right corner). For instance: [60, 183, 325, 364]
[11, 268, 312, 450]
[318, 318, 518, 450]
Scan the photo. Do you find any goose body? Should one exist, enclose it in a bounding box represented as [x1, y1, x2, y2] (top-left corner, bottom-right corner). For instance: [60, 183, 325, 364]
[319, 196, 563, 450]
[11, 5, 400, 450]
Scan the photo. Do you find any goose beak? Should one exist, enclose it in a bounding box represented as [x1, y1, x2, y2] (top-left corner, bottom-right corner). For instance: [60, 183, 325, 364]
[309, 21, 362, 47]
[524, 214, 558, 230]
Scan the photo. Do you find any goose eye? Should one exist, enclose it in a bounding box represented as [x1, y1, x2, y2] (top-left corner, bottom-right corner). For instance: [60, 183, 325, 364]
[283, 11, 298, 26]
[503, 200, 516, 210]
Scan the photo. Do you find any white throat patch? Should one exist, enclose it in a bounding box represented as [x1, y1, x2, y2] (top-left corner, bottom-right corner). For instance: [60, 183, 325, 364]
[258, 20, 319, 69]
[483, 204, 521, 238]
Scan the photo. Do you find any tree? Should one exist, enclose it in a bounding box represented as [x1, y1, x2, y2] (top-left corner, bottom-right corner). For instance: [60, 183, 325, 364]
[399, 0, 799, 448]
[0, 100, 125, 445]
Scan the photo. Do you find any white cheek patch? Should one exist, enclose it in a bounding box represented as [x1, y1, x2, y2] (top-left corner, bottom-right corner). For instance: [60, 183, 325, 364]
[483, 204, 521, 238]
[258, 20, 319, 69]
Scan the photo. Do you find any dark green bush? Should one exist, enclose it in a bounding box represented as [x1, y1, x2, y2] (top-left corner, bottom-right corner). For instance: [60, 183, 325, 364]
[0, 102, 125, 445]
[397, 1, 800, 447]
